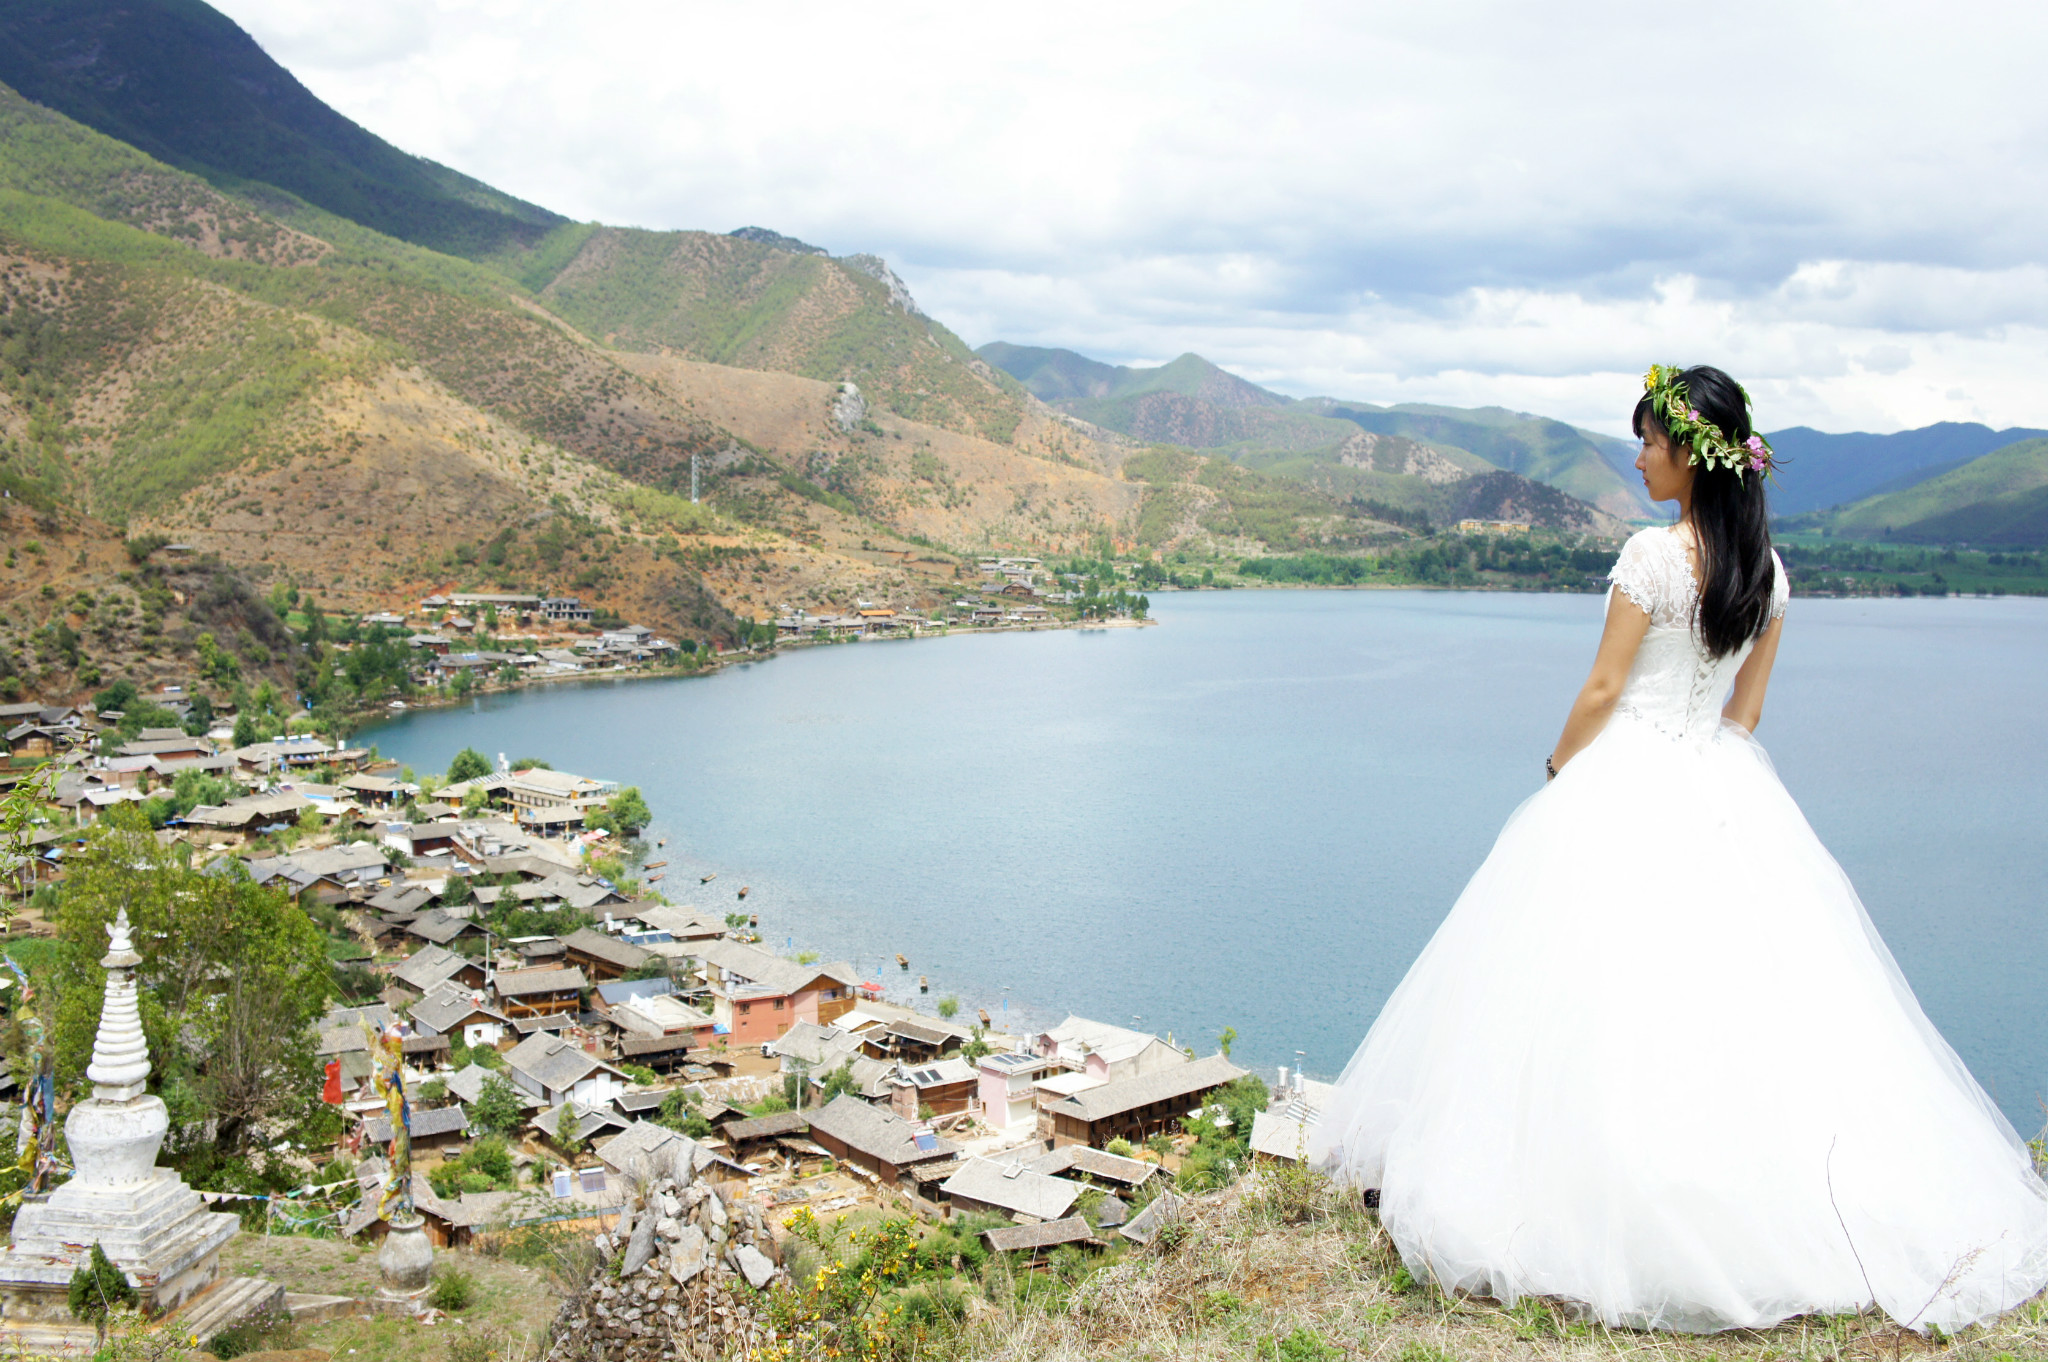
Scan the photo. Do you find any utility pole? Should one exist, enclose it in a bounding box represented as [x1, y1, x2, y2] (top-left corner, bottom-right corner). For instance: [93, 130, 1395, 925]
[690, 451, 699, 504]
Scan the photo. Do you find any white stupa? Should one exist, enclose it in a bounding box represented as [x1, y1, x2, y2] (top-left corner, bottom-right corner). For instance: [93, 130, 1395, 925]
[0, 908, 240, 1323]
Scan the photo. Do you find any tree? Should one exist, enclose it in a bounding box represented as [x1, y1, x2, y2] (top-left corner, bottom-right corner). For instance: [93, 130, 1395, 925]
[589, 787, 651, 837]
[511, 757, 551, 771]
[446, 747, 493, 783]
[820, 1060, 861, 1103]
[1218, 1026, 1237, 1058]
[49, 811, 332, 1158]
[960, 1026, 993, 1062]
[471, 1077, 528, 1137]
[231, 713, 257, 748]
[181, 694, 214, 737]
[936, 996, 960, 1020]
[553, 1101, 583, 1153]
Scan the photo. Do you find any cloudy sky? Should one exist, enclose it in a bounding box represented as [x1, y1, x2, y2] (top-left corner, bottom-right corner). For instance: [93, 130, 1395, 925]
[216, 0, 2048, 437]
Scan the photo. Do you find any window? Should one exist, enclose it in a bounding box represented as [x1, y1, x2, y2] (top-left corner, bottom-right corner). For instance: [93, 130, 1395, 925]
[581, 1169, 607, 1194]
[773, 998, 784, 1011]
[739, 1003, 751, 1015]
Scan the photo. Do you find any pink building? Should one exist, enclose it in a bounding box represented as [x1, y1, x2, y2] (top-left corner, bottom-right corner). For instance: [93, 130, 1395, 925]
[976, 1051, 1064, 1131]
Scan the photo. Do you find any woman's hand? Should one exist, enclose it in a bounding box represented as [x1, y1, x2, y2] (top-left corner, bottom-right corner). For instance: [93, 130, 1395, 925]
[1548, 590, 1652, 777]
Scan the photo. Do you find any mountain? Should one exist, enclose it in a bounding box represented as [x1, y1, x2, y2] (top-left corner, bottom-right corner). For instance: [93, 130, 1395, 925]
[1793, 438, 2048, 546]
[0, 0, 568, 265]
[1760, 422, 2048, 515]
[980, 343, 1650, 521]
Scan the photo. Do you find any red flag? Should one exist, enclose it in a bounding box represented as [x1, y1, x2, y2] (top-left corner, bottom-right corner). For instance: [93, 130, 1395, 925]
[322, 1057, 344, 1105]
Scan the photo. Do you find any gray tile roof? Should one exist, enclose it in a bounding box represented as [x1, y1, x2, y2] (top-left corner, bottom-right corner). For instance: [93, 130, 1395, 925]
[392, 944, 471, 993]
[494, 966, 586, 998]
[365, 1105, 469, 1143]
[506, 1031, 618, 1093]
[1023, 1145, 1164, 1187]
[807, 1094, 957, 1168]
[531, 1101, 629, 1145]
[1046, 1053, 1248, 1124]
[410, 982, 508, 1035]
[771, 1021, 865, 1069]
[561, 927, 654, 972]
[368, 882, 437, 913]
[593, 1119, 685, 1174]
[695, 940, 860, 999]
[405, 909, 478, 946]
[984, 1217, 1102, 1253]
[720, 1111, 811, 1143]
[940, 1157, 1082, 1222]
[1120, 1190, 1186, 1246]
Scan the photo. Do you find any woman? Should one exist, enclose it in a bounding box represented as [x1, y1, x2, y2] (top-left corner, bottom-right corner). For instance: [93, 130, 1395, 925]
[1308, 364, 2048, 1333]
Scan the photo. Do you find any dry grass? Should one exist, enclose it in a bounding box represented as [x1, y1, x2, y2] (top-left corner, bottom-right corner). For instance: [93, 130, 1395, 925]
[941, 1169, 2048, 1362]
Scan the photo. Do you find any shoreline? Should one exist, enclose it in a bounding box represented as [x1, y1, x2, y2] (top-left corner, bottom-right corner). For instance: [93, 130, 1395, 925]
[346, 614, 1160, 732]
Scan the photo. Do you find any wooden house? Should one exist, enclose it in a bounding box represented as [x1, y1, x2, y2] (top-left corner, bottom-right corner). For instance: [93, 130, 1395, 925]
[1044, 1053, 1247, 1149]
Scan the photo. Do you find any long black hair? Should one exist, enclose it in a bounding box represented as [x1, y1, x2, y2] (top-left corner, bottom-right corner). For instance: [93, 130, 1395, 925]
[1632, 365, 1775, 658]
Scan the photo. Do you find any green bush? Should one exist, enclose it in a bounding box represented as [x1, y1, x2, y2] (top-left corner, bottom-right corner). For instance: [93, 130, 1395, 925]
[66, 1241, 135, 1332]
[429, 1266, 476, 1311]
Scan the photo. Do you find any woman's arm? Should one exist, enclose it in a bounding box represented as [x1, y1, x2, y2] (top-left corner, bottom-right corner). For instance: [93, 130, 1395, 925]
[1548, 592, 1652, 776]
[1721, 612, 1784, 733]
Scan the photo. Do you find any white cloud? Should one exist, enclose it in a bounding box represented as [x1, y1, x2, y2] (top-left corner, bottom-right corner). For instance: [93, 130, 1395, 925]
[214, 0, 2048, 435]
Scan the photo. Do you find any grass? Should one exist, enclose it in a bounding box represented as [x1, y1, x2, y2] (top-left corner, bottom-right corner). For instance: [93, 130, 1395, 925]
[932, 1168, 2048, 1362]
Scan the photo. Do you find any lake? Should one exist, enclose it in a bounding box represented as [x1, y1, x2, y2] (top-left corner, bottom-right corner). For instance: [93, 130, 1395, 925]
[361, 591, 2048, 1131]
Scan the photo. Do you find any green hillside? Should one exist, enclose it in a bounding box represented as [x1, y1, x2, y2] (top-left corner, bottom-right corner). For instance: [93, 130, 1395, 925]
[0, 0, 565, 263]
[1310, 400, 1650, 519]
[535, 227, 1032, 443]
[1810, 438, 2048, 546]
[0, 75, 733, 520]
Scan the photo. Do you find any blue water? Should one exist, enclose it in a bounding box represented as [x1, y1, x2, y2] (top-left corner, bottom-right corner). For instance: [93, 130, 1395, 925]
[361, 592, 2048, 1129]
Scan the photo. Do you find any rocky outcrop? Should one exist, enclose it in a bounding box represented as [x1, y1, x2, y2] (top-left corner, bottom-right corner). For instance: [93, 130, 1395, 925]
[831, 382, 868, 434]
[841, 254, 924, 316]
[542, 1148, 785, 1362]
[1336, 429, 1469, 484]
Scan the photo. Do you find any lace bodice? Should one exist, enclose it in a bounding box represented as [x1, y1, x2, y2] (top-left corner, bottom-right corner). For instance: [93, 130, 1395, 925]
[1607, 527, 1789, 741]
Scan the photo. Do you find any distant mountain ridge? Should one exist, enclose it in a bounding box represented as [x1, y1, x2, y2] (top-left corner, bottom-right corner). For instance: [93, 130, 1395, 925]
[1760, 422, 2048, 515]
[980, 342, 1652, 522]
[1786, 439, 2048, 546]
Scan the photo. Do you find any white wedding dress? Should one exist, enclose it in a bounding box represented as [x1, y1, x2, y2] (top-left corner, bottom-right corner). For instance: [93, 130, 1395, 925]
[1309, 526, 2048, 1333]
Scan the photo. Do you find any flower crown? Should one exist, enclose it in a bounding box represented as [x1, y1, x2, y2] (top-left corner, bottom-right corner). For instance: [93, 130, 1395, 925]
[1642, 364, 1775, 479]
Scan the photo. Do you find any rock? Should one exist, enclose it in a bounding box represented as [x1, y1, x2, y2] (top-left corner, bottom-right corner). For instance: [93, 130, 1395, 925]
[733, 1244, 776, 1290]
[684, 1183, 708, 1208]
[621, 1206, 658, 1277]
[658, 1191, 681, 1218]
[831, 381, 869, 433]
[668, 1225, 710, 1284]
[656, 1215, 681, 1239]
[707, 1193, 728, 1229]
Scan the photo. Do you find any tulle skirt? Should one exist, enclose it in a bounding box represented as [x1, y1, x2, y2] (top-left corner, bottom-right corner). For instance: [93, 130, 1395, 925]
[1308, 712, 2048, 1332]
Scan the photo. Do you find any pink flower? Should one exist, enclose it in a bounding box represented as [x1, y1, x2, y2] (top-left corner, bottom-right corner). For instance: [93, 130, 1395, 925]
[1749, 455, 1768, 471]
[1745, 434, 1767, 454]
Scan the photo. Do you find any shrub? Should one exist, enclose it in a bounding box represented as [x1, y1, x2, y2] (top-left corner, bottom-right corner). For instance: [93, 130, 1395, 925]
[429, 1266, 476, 1311]
[66, 1242, 135, 1334]
[1105, 1138, 1136, 1158]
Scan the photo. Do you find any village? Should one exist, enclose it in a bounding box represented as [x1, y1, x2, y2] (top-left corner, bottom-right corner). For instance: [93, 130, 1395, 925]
[0, 667, 1309, 1353]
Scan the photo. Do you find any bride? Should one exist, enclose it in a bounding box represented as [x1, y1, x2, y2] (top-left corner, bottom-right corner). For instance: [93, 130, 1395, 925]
[1308, 364, 2048, 1333]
